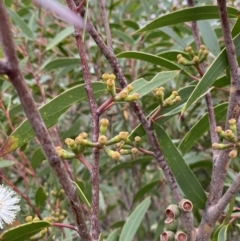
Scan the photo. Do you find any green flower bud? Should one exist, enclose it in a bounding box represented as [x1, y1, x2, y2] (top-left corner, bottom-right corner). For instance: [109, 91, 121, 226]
[185, 46, 195, 58]
[98, 135, 107, 146]
[172, 96, 181, 104]
[229, 149, 237, 158]
[107, 79, 116, 96]
[100, 118, 109, 135]
[193, 56, 199, 64]
[178, 199, 193, 212]
[134, 136, 141, 146]
[43, 217, 52, 222]
[229, 118, 237, 135]
[65, 138, 78, 153]
[124, 93, 140, 102]
[106, 135, 121, 145]
[32, 217, 40, 222]
[120, 149, 132, 155]
[163, 98, 173, 107]
[40, 228, 48, 235]
[177, 54, 183, 60]
[119, 132, 129, 141]
[212, 143, 233, 150]
[102, 73, 110, 82]
[79, 132, 88, 139]
[131, 147, 138, 154]
[109, 73, 116, 80]
[115, 90, 128, 101]
[178, 56, 193, 66]
[225, 129, 237, 142]
[169, 91, 178, 100]
[26, 216, 33, 223]
[103, 146, 120, 160]
[55, 147, 75, 159]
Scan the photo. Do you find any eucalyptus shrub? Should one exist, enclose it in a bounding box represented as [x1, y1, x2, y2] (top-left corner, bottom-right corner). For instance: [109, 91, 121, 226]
[0, 0, 240, 241]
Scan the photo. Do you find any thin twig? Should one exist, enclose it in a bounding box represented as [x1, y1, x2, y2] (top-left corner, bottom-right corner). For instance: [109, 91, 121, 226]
[0, 3, 91, 241]
[65, 1, 100, 239]
[98, 0, 112, 49]
[196, 0, 240, 240]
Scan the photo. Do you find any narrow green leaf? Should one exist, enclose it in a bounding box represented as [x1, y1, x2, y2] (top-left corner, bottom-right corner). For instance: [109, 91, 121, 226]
[0, 221, 50, 241]
[35, 186, 47, 207]
[8, 9, 34, 39]
[134, 6, 238, 33]
[41, 58, 80, 71]
[119, 197, 151, 241]
[116, 51, 189, 75]
[46, 26, 74, 51]
[232, 17, 240, 38]
[72, 181, 91, 210]
[198, 20, 220, 56]
[133, 180, 159, 203]
[131, 71, 179, 98]
[182, 32, 240, 114]
[0, 82, 106, 156]
[112, 29, 135, 45]
[154, 123, 207, 209]
[178, 103, 228, 156]
[106, 228, 121, 241]
[218, 225, 229, 241]
[0, 160, 15, 168]
[123, 20, 139, 30]
[160, 27, 187, 48]
[224, 196, 235, 224]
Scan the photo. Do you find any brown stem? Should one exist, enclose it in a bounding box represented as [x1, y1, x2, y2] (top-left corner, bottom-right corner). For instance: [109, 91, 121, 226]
[0, 3, 91, 241]
[196, 0, 240, 240]
[98, 0, 112, 49]
[65, 1, 100, 239]
[76, 154, 93, 172]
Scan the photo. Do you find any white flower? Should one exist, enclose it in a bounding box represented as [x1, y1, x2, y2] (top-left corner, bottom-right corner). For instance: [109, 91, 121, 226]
[0, 185, 20, 229]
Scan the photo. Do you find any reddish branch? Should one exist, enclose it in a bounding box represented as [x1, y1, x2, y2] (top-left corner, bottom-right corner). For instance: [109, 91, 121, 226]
[0, 2, 91, 241]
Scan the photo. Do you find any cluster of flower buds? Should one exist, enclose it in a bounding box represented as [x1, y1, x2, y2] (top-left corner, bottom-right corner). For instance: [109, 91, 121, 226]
[102, 73, 140, 102]
[177, 45, 209, 66]
[50, 209, 67, 222]
[153, 87, 181, 107]
[25, 216, 49, 240]
[55, 118, 143, 161]
[212, 119, 239, 158]
[51, 189, 64, 198]
[160, 199, 193, 241]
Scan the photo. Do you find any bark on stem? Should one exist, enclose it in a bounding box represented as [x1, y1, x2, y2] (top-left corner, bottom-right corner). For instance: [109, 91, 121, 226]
[65, 1, 100, 240]
[196, 1, 240, 240]
[0, 2, 91, 241]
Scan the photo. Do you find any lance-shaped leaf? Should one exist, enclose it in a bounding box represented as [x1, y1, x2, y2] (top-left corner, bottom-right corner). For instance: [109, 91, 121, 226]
[134, 6, 238, 33]
[0, 82, 106, 156]
[182, 32, 240, 115]
[131, 71, 180, 98]
[154, 123, 207, 209]
[116, 51, 190, 75]
[0, 221, 51, 241]
[119, 197, 151, 241]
